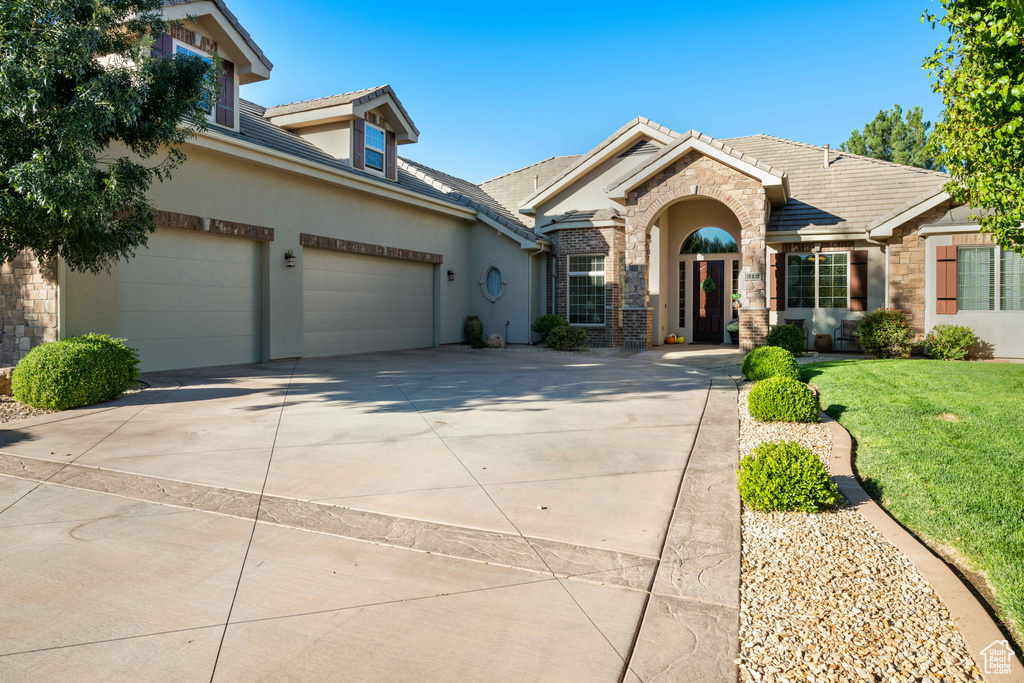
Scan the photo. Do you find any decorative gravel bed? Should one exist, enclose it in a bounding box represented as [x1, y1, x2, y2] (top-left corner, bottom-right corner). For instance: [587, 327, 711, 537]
[737, 384, 983, 683]
[0, 396, 53, 424]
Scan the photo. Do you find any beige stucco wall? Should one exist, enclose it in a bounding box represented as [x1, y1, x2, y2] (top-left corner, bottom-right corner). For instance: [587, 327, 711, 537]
[925, 234, 1024, 358]
[61, 142, 537, 366]
[534, 152, 654, 226]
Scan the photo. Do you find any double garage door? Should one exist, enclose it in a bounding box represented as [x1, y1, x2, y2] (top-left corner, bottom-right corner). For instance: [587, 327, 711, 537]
[118, 231, 436, 371]
[302, 249, 434, 358]
[118, 229, 262, 372]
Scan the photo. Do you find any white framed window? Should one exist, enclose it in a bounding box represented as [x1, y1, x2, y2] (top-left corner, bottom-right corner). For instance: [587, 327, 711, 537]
[364, 123, 385, 171]
[479, 261, 507, 302]
[568, 254, 605, 326]
[173, 41, 214, 121]
[958, 246, 995, 310]
[1000, 248, 1024, 311]
[786, 252, 849, 309]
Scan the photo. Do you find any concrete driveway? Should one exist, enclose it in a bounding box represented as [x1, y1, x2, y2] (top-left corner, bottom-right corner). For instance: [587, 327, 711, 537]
[0, 348, 739, 682]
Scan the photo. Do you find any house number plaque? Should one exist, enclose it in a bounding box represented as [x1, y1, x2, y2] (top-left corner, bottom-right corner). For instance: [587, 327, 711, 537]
[742, 272, 764, 282]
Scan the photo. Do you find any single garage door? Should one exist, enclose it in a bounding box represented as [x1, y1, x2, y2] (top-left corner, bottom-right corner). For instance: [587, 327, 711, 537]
[118, 229, 262, 372]
[303, 249, 434, 358]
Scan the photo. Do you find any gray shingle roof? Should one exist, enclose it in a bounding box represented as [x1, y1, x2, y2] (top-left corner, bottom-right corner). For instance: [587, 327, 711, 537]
[212, 100, 512, 227]
[543, 208, 624, 227]
[163, 0, 272, 70]
[722, 134, 949, 232]
[263, 85, 420, 137]
[399, 159, 538, 243]
[477, 155, 581, 228]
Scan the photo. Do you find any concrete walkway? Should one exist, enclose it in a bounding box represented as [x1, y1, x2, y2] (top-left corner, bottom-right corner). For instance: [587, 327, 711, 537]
[0, 348, 739, 681]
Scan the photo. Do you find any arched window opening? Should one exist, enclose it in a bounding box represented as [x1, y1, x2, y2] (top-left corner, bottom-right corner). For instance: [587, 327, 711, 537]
[680, 227, 738, 254]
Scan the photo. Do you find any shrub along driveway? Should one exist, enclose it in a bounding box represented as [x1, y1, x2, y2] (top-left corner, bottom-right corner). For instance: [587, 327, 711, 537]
[0, 348, 740, 681]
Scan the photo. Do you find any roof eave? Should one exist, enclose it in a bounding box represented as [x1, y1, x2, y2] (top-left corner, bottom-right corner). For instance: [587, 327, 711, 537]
[161, 0, 272, 81]
[866, 191, 951, 239]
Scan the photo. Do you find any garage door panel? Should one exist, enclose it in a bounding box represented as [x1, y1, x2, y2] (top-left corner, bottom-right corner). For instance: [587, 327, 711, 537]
[303, 250, 435, 358]
[119, 229, 261, 371]
[120, 283, 259, 314]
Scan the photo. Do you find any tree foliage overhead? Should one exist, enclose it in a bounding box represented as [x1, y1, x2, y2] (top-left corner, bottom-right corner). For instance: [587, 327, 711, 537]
[840, 104, 935, 169]
[0, 0, 215, 272]
[925, 0, 1024, 254]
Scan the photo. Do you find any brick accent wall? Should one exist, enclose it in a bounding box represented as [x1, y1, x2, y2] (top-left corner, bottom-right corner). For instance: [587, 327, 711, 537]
[623, 151, 769, 349]
[300, 233, 444, 265]
[779, 241, 854, 253]
[622, 308, 653, 351]
[170, 26, 218, 55]
[739, 308, 769, 351]
[545, 226, 624, 348]
[887, 202, 952, 332]
[154, 210, 275, 242]
[951, 232, 995, 246]
[1, 251, 57, 366]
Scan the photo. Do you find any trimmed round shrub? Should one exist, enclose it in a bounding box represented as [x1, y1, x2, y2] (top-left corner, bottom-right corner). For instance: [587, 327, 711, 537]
[856, 308, 914, 359]
[12, 335, 140, 410]
[925, 324, 976, 361]
[531, 314, 569, 343]
[737, 441, 840, 513]
[765, 324, 804, 357]
[546, 326, 589, 351]
[747, 376, 820, 423]
[741, 346, 800, 382]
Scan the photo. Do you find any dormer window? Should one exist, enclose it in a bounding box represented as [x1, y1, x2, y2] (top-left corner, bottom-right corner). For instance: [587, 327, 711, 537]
[173, 41, 215, 121]
[364, 124, 386, 171]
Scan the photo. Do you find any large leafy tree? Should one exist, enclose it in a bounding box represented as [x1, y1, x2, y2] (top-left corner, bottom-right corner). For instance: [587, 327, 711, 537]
[0, 0, 215, 272]
[924, 0, 1024, 254]
[840, 104, 935, 169]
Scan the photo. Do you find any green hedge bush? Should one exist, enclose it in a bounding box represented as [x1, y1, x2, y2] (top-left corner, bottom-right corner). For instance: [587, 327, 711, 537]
[856, 308, 915, 359]
[531, 314, 569, 343]
[925, 324, 976, 361]
[765, 324, 804, 357]
[546, 326, 589, 351]
[741, 346, 800, 382]
[12, 335, 140, 410]
[747, 376, 820, 423]
[737, 441, 840, 512]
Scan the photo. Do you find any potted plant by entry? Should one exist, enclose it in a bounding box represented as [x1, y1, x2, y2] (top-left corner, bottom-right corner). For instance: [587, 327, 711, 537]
[732, 292, 742, 310]
[726, 320, 740, 345]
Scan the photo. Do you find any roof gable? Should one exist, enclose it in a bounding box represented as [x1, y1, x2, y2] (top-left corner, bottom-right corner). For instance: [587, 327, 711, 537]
[162, 0, 272, 83]
[517, 118, 679, 215]
[264, 85, 419, 143]
[604, 130, 790, 205]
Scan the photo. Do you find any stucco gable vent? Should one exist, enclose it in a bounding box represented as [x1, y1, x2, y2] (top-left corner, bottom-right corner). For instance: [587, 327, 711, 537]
[618, 138, 662, 158]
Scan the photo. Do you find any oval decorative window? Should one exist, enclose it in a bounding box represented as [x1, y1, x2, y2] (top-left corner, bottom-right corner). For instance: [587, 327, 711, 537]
[479, 261, 507, 302]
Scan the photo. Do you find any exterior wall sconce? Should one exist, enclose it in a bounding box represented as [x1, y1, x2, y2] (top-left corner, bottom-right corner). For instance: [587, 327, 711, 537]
[447, 270, 455, 282]
[284, 250, 297, 267]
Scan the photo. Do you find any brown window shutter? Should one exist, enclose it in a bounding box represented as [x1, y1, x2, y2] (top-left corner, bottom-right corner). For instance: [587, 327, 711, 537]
[936, 245, 958, 314]
[850, 250, 869, 311]
[215, 60, 235, 127]
[385, 130, 397, 181]
[353, 119, 365, 169]
[769, 252, 786, 311]
[152, 33, 173, 58]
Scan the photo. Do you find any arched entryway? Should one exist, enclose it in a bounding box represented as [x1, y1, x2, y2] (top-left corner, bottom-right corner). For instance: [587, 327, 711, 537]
[646, 197, 744, 345]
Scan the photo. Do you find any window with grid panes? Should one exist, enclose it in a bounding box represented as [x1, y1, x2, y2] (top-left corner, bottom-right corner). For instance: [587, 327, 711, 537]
[568, 255, 605, 325]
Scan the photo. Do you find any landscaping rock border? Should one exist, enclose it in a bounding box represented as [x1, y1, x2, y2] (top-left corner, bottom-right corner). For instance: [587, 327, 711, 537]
[826, 415, 1024, 682]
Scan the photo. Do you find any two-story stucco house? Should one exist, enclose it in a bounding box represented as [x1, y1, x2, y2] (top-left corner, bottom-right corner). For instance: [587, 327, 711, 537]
[2, 0, 1021, 371]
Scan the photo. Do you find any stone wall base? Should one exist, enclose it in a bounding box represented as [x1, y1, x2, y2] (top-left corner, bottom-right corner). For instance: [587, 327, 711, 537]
[739, 308, 768, 351]
[1, 251, 58, 366]
[623, 308, 653, 351]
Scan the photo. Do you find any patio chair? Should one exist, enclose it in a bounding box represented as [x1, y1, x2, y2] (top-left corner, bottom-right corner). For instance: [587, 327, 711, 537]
[834, 319, 860, 352]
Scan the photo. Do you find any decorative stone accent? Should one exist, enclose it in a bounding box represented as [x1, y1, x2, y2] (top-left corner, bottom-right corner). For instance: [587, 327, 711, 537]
[778, 241, 853, 253]
[0, 366, 13, 396]
[485, 334, 505, 349]
[887, 202, 951, 333]
[951, 232, 995, 246]
[153, 209, 204, 233]
[209, 218, 274, 242]
[299, 232, 443, 264]
[170, 25, 218, 56]
[1, 251, 58, 367]
[739, 308, 769, 350]
[622, 151, 769, 349]
[544, 226, 625, 348]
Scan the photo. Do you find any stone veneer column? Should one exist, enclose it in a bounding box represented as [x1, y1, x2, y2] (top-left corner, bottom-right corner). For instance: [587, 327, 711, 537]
[1, 251, 58, 366]
[624, 152, 769, 350]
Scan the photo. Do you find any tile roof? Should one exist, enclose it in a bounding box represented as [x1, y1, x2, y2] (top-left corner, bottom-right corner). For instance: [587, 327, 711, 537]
[477, 156, 582, 227]
[544, 208, 625, 226]
[211, 100, 514, 228]
[210, 101, 534, 241]
[722, 134, 949, 232]
[163, 0, 272, 70]
[398, 159, 539, 243]
[263, 85, 420, 137]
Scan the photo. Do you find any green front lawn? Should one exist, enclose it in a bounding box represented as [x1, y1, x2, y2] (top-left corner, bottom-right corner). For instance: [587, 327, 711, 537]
[801, 359, 1024, 643]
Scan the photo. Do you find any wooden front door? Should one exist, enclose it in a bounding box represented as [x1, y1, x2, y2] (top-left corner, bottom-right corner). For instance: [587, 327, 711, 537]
[693, 260, 725, 343]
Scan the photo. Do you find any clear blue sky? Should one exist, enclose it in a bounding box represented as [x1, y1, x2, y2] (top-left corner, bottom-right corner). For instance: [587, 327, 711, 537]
[237, 0, 948, 184]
